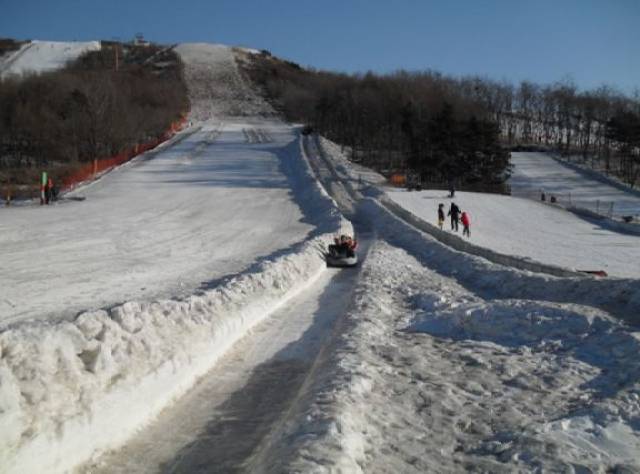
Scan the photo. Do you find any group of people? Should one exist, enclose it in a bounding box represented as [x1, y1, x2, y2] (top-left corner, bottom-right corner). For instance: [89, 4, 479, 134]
[438, 202, 471, 237]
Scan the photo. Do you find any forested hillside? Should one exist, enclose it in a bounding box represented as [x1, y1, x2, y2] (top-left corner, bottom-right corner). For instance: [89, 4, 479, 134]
[239, 49, 640, 190]
[239, 50, 510, 192]
[0, 41, 188, 199]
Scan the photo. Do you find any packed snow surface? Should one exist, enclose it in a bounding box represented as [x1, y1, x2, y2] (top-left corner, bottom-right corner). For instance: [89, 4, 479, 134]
[174, 43, 274, 121]
[0, 121, 316, 326]
[83, 260, 362, 473]
[510, 151, 640, 218]
[0, 40, 101, 78]
[383, 149, 640, 279]
[386, 189, 640, 278]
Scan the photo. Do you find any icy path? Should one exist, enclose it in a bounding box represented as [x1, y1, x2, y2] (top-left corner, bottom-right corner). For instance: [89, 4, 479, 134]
[0, 119, 314, 326]
[83, 258, 363, 473]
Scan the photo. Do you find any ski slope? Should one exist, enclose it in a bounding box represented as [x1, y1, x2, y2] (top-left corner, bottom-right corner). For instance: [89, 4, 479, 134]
[386, 189, 640, 279]
[384, 151, 640, 279]
[2, 40, 640, 474]
[0, 121, 316, 326]
[511, 152, 640, 218]
[83, 260, 364, 473]
[0, 40, 101, 78]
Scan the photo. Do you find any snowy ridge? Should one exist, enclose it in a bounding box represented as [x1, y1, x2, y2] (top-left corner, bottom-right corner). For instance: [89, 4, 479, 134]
[0, 133, 352, 473]
[0, 40, 101, 79]
[316, 137, 584, 278]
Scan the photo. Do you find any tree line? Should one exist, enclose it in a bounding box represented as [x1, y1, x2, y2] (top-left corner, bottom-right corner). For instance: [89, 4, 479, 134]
[241, 53, 510, 191]
[241, 51, 640, 190]
[0, 42, 188, 197]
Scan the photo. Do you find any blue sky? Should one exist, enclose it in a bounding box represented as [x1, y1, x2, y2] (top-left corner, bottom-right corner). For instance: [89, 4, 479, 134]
[1, 0, 638, 93]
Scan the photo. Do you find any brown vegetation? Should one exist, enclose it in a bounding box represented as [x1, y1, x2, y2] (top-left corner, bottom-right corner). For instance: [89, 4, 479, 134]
[0, 42, 188, 200]
[240, 51, 640, 191]
[240, 52, 510, 192]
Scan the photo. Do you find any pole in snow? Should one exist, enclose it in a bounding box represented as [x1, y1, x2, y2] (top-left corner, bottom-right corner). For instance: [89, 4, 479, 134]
[40, 171, 47, 205]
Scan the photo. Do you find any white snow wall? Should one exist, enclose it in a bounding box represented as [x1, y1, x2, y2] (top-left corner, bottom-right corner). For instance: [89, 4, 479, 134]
[0, 132, 352, 473]
[359, 198, 640, 323]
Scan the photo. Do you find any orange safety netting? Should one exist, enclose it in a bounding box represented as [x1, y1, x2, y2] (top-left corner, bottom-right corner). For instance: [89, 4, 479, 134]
[61, 115, 187, 192]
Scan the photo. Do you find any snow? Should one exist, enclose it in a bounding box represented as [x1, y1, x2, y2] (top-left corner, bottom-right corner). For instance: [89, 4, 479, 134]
[511, 152, 640, 219]
[379, 149, 640, 280]
[270, 226, 640, 473]
[0, 40, 101, 79]
[260, 137, 640, 473]
[3, 39, 640, 473]
[82, 258, 363, 473]
[385, 189, 640, 278]
[0, 42, 351, 473]
[174, 43, 275, 121]
[0, 123, 352, 472]
[0, 122, 316, 326]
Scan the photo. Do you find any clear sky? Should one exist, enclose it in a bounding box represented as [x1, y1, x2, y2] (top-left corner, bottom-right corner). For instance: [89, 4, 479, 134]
[1, 0, 638, 94]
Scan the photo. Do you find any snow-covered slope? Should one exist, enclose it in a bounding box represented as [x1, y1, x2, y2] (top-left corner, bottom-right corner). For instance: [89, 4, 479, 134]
[511, 151, 640, 219]
[386, 189, 640, 278]
[3, 40, 640, 474]
[174, 43, 275, 121]
[275, 239, 640, 473]
[0, 42, 352, 473]
[0, 122, 315, 326]
[0, 40, 101, 78]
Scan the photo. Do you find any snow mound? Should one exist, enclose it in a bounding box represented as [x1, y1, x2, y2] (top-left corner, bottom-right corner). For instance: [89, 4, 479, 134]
[0, 40, 101, 79]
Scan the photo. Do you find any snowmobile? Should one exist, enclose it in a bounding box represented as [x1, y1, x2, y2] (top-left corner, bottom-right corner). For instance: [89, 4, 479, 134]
[326, 234, 358, 267]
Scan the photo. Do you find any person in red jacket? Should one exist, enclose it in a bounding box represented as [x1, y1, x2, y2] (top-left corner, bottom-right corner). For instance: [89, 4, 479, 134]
[461, 211, 471, 237]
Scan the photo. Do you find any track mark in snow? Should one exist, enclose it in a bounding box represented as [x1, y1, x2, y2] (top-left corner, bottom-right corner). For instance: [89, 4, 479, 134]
[243, 128, 272, 143]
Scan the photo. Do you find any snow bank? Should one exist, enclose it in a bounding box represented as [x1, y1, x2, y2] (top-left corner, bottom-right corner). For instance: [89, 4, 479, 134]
[274, 241, 640, 472]
[265, 135, 640, 472]
[0, 41, 101, 79]
[408, 291, 640, 470]
[0, 132, 352, 473]
[359, 197, 640, 323]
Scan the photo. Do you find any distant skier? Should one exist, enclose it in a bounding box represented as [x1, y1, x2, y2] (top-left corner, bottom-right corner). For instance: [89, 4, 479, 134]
[437, 203, 445, 229]
[448, 202, 461, 231]
[461, 211, 471, 237]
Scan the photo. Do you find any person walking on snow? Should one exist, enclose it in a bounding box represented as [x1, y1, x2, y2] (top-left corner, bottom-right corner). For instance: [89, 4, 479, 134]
[448, 202, 461, 231]
[461, 211, 471, 237]
[437, 203, 445, 229]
